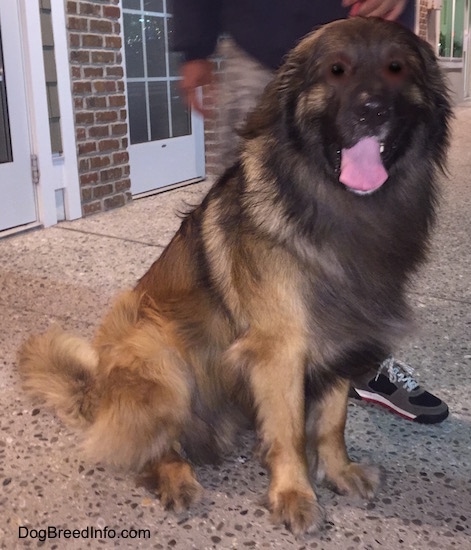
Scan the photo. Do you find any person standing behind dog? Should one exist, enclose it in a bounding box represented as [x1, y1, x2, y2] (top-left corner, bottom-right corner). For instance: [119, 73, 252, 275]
[173, 0, 449, 425]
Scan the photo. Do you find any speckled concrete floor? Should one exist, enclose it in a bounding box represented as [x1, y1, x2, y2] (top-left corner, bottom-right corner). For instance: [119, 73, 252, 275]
[1, 104, 470, 550]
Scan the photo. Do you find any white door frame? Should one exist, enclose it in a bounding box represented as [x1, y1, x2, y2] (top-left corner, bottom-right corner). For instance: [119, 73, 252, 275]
[0, 0, 81, 236]
[19, 0, 82, 228]
[0, 0, 36, 232]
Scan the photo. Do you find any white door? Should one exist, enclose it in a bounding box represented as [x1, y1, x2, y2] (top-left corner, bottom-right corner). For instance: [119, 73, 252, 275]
[123, 0, 204, 196]
[0, 2, 36, 232]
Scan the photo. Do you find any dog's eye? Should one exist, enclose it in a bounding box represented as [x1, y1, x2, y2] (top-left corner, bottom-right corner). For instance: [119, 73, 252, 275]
[331, 63, 346, 77]
[388, 61, 402, 74]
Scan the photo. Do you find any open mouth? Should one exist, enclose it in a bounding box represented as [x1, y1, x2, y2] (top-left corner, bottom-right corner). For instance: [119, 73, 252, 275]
[338, 137, 388, 195]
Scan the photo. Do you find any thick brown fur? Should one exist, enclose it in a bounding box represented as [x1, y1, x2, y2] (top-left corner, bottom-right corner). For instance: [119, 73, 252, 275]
[18, 18, 451, 535]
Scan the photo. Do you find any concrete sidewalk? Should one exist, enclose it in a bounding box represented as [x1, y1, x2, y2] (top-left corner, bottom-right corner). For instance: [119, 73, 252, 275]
[1, 104, 470, 549]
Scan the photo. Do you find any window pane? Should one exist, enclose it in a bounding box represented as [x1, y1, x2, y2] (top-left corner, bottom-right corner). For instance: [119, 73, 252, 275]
[167, 16, 182, 76]
[144, 0, 163, 12]
[123, 0, 141, 10]
[149, 82, 170, 140]
[128, 82, 149, 144]
[170, 80, 191, 137]
[145, 16, 166, 78]
[124, 14, 145, 78]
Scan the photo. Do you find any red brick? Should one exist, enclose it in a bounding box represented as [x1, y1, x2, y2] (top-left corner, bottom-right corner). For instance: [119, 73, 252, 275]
[70, 50, 90, 64]
[93, 80, 116, 93]
[111, 123, 128, 136]
[115, 179, 131, 193]
[112, 151, 129, 165]
[88, 125, 110, 138]
[75, 111, 94, 125]
[68, 17, 88, 31]
[93, 183, 114, 199]
[69, 33, 80, 48]
[81, 187, 93, 202]
[103, 5, 120, 19]
[95, 110, 118, 123]
[76, 128, 86, 141]
[89, 19, 112, 34]
[82, 34, 103, 48]
[91, 51, 116, 64]
[82, 201, 103, 216]
[86, 96, 107, 109]
[100, 167, 122, 182]
[90, 156, 111, 170]
[109, 95, 126, 108]
[79, 2, 101, 17]
[83, 67, 104, 78]
[106, 66, 124, 78]
[78, 158, 89, 172]
[72, 80, 92, 95]
[67, 1, 78, 15]
[104, 193, 127, 211]
[74, 97, 84, 110]
[78, 141, 97, 155]
[98, 139, 120, 152]
[79, 172, 99, 185]
[105, 36, 122, 49]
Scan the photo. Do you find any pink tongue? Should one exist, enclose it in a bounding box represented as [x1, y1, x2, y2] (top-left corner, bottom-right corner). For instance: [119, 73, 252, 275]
[340, 137, 388, 192]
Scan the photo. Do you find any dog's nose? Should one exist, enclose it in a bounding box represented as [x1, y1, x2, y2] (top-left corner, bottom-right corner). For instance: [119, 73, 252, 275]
[355, 94, 391, 127]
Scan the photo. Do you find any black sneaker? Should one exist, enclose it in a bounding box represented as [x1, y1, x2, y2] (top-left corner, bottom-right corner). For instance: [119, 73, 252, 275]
[350, 356, 449, 424]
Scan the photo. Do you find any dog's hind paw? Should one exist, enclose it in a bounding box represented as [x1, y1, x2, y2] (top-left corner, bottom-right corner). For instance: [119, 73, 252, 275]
[326, 462, 381, 500]
[267, 488, 324, 536]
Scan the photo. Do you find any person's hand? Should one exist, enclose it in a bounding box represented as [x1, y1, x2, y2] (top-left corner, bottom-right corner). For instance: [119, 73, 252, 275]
[179, 59, 214, 116]
[342, 0, 408, 20]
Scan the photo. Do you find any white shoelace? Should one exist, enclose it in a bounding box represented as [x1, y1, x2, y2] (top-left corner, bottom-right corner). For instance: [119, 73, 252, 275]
[376, 356, 420, 392]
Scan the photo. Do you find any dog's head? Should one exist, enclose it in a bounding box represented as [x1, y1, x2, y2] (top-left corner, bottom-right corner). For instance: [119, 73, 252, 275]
[242, 17, 452, 195]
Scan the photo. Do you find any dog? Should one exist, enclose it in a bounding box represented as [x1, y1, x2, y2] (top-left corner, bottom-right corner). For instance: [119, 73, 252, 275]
[18, 18, 451, 535]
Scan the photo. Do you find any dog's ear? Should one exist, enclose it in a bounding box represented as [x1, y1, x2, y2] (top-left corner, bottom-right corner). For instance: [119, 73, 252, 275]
[413, 37, 453, 171]
[238, 77, 284, 139]
[415, 37, 452, 110]
[239, 32, 320, 140]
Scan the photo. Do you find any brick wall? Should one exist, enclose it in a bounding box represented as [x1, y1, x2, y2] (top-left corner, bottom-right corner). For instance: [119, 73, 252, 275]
[417, 0, 428, 40]
[202, 58, 222, 178]
[66, 0, 131, 216]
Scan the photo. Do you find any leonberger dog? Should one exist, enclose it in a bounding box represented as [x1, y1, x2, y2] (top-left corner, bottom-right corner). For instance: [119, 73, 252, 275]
[18, 18, 451, 535]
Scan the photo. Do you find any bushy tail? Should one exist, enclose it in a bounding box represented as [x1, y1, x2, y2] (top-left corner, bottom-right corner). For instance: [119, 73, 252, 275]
[17, 326, 99, 429]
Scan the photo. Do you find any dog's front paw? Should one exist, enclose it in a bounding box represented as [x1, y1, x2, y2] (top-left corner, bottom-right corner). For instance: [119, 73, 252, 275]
[326, 462, 380, 500]
[267, 488, 324, 536]
[157, 474, 203, 512]
[147, 456, 203, 512]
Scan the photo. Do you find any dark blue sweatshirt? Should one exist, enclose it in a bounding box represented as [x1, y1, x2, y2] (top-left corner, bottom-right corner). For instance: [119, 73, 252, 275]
[173, 0, 414, 70]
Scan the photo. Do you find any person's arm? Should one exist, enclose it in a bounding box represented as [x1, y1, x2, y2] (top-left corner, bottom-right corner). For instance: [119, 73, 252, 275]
[173, 0, 222, 61]
[173, 0, 222, 115]
[342, 0, 408, 20]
